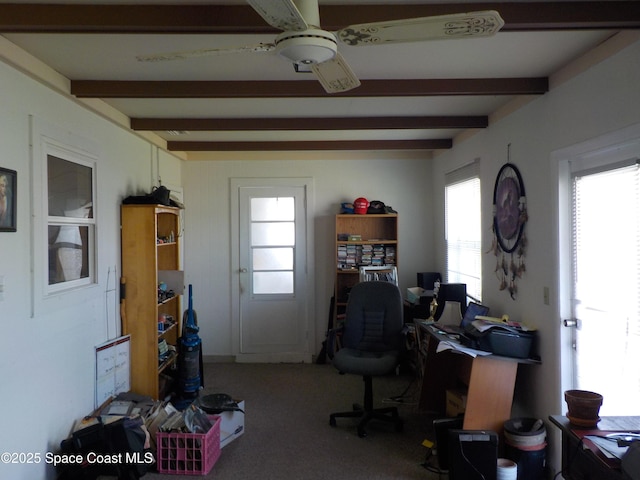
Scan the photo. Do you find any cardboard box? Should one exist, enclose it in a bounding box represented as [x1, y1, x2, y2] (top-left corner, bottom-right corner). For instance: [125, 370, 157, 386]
[406, 286, 435, 306]
[406, 287, 426, 305]
[219, 400, 245, 448]
[446, 389, 467, 417]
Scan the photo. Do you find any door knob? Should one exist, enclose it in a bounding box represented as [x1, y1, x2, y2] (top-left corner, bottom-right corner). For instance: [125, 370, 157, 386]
[240, 268, 248, 273]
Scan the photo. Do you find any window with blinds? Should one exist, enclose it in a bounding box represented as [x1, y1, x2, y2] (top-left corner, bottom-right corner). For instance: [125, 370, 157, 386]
[571, 159, 640, 414]
[445, 160, 482, 302]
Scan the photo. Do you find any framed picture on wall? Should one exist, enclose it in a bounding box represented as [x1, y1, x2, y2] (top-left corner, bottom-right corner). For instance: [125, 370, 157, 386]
[0, 167, 17, 232]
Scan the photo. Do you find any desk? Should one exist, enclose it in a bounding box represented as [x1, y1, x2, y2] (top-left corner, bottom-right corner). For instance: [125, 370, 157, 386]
[416, 322, 539, 434]
[549, 415, 640, 479]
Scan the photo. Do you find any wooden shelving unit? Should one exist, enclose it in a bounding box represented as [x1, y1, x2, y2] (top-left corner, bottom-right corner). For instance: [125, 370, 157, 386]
[121, 204, 182, 400]
[334, 213, 398, 328]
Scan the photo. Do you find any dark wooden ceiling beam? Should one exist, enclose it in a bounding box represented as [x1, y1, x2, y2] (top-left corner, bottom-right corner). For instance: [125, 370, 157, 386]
[131, 116, 488, 131]
[73, 78, 548, 98]
[167, 139, 453, 152]
[1, 3, 638, 33]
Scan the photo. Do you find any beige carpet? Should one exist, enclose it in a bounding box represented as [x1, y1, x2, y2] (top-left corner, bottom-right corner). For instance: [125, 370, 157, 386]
[144, 362, 444, 480]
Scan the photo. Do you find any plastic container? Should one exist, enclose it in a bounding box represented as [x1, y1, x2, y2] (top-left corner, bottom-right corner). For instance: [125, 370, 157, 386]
[504, 418, 546, 480]
[156, 415, 221, 475]
[506, 447, 546, 480]
[497, 458, 518, 480]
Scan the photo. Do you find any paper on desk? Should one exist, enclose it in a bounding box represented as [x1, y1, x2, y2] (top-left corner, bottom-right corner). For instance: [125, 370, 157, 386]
[474, 316, 536, 332]
[585, 435, 629, 459]
[436, 340, 492, 358]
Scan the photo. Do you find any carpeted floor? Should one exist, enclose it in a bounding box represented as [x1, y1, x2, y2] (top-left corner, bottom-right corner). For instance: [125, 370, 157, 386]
[143, 362, 445, 480]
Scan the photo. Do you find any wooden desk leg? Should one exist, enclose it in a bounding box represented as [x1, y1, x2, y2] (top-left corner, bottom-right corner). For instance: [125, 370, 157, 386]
[463, 356, 518, 434]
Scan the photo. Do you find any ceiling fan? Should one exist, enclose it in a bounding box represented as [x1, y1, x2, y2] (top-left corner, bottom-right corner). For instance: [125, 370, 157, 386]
[136, 0, 504, 94]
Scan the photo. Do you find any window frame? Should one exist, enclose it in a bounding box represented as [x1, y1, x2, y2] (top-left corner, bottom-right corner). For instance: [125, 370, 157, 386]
[46, 151, 97, 293]
[444, 159, 482, 302]
[29, 120, 100, 318]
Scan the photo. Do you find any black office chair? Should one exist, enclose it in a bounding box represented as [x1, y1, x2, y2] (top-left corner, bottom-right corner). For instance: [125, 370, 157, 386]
[329, 281, 405, 437]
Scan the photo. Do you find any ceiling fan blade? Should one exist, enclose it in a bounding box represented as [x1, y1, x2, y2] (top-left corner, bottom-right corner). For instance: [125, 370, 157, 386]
[312, 52, 361, 94]
[136, 43, 276, 62]
[336, 10, 504, 46]
[247, 0, 309, 32]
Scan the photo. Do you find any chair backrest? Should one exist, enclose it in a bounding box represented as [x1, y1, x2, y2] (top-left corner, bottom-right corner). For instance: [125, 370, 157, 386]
[341, 281, 404, 352]
[358, 265, 398, 285]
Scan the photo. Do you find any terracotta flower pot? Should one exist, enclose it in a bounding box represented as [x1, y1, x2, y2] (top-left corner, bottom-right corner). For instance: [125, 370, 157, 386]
[565, 390, 603, 426]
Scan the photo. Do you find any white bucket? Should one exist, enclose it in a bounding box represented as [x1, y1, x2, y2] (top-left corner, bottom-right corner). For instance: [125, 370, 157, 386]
[497, 458, 517, 480]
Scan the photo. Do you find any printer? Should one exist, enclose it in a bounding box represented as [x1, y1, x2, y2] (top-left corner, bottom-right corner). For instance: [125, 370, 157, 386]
[622, 441, 640, 480]
[461, 318, 535, 359]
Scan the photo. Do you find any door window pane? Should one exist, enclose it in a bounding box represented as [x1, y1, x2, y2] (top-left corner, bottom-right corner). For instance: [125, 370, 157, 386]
[251, 222, 295, 246]
[251, 197, 294, 221]
[250, 196, 296, 296]
[253, 272, 294, 294]
[253, 247, 293, 270]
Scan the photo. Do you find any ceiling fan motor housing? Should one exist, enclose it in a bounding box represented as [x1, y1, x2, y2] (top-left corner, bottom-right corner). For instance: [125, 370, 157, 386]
[275, 28, 337, 66]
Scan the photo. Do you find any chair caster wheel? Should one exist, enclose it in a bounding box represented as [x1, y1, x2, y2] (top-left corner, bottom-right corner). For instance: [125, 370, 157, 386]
[329, 417, 336, 427]
[357, 428, 367, 438]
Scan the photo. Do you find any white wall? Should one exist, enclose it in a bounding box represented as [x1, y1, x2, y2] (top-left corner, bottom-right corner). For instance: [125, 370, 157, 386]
[0, 58, 183, 479]
[430, 35, 640, 474]
[182, 155, 435, 358]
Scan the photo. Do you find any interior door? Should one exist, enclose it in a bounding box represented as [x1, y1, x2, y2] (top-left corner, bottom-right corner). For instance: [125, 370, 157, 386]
[234, 182, 311, 362]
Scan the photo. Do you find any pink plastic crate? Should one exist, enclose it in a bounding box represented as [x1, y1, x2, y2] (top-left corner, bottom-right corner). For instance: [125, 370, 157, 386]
[156, 415, 221, 475]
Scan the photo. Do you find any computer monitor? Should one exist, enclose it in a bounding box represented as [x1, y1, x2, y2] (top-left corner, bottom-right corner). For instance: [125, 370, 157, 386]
[460, 302, 490, 329]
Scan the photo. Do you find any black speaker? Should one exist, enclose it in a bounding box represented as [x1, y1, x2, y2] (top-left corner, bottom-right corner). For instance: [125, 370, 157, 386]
[433, 417, 464, 470]
[417, 272, 441, 290]
[434, 283, 467, 319]
[448, 430, 498, 480]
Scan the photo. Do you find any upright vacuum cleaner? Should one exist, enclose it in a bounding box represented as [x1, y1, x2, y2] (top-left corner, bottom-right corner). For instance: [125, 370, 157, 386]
[178, 284, 203, 401]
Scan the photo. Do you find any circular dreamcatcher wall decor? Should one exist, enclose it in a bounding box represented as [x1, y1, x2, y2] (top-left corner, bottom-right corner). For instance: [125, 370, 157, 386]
[490, 161, 528, 299]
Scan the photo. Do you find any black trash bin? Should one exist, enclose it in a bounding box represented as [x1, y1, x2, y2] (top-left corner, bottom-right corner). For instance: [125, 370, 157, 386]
[504, 418, 546, 480]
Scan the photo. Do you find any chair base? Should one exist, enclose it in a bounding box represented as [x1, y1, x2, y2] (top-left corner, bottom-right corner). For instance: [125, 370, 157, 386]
[329, 375, 403, 438]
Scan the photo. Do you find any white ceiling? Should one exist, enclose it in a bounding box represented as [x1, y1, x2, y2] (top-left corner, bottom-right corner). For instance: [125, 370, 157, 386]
[0, 1, 634, 156]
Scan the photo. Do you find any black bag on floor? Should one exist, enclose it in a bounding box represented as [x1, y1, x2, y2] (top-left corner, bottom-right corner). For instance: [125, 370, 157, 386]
[58, 416, 152, 480]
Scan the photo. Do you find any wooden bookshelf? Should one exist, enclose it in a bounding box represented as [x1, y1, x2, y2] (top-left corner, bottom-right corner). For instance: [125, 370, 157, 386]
[334, 213, 398, 327]
[121, 204, 182, 399]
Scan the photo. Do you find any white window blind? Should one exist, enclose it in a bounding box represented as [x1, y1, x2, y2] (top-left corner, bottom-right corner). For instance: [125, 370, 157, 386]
[445, 160, 482, 302]
[572, 159, 640, 414]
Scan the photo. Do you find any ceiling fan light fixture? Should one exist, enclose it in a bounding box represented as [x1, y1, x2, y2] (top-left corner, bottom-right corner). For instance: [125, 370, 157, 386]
[275, 29, 337, 66]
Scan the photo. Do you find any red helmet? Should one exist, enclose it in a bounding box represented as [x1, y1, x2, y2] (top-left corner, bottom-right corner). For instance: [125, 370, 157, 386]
[354, 197, 369, 214]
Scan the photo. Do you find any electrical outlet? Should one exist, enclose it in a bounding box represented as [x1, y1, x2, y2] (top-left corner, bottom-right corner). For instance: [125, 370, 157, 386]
[543, 286, 550, 305]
